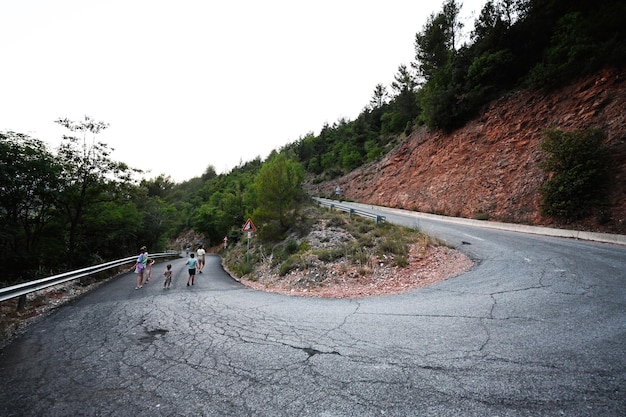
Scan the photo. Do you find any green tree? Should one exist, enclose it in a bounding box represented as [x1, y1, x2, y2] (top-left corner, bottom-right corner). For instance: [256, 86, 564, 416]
[467, 48, 515, 91]
[81, 200, 143, 262]
[193, 204, 224, 245]
[340, 144, 364, 171]
[369, 83, 389, 110]
[186, 161, 259, 247]
[413, 0, 468, 130]
[54, 116, 140, 264]
[142, 175, 175, 199]
[442, 0, 463, 50]
[415, 11, 450, 81]
[414, 0, 462, 79]
[472, 0, 500, 44]
[526, 0, 626, 89]
[387, 64, 420, 134]
[0, 132, 62, 282]
[252, 154, 305, 241]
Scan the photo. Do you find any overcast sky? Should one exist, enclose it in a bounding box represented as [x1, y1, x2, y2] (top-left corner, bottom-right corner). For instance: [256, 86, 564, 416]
[1, 0, 485, 183]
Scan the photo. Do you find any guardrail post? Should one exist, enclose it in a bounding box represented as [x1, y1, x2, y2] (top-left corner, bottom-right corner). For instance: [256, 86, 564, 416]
[17, 294, 26, 311]
[349, 209, 355, 218]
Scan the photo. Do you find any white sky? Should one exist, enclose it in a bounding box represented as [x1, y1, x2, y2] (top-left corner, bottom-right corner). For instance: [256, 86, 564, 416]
[1, 0, 485, 183]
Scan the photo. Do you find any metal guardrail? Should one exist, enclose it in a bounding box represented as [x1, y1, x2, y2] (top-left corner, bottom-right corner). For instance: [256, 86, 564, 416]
[314, 197, 386, 224]
[0, 251, 180, 306]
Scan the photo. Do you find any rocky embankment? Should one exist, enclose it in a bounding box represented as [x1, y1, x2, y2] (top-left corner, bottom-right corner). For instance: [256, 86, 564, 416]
[309, 67, 626, 234]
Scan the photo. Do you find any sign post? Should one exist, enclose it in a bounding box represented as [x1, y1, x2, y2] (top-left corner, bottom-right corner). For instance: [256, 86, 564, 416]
[241, 218, 257, 262]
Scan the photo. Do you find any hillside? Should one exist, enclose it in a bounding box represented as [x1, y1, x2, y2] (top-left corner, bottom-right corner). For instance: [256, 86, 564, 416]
[309, 67, 626, 234]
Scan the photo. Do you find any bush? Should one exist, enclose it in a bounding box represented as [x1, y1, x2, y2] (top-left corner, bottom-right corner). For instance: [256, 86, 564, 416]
[256, 220, 287, 243]
[347, 243, 370, 266]
[539, 128, 611, 220]
[355, 219, 375, 235]
[278, 259, 294, 276]
[285, 239, 299, 255]
[377, 236, 408, 257]
[475, 212, 490, 221]
[270, 239, 308, 268]
[326, 213, 346, 228]
[357, 234, 375, 248]
[315, 248, 345, 262]
[279, 255, 305, 276]
[233, 261, 254, 277]
[394, 254, 408, 267]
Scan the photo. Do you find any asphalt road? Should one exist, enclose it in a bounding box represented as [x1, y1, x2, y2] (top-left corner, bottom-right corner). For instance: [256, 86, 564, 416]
[1, 206, 625, 416]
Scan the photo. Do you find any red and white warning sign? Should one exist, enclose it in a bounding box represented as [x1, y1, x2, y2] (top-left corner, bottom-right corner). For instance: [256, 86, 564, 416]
[242, 218, 257, 233]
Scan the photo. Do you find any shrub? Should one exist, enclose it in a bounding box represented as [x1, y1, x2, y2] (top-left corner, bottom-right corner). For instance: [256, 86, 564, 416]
[394, 254, 409, 267]
[234, 261, 254, 277]
[475, 212, 489, 221]
[377, 236, 408, 257]
[279, 259, 294, 276]
[539, 128, 611, 221]
[355, 220, 375, 235]
[279, 255, 304, 276]
[315, 248, 345, 262]
[256, 220, 287, 243]
[285, 239, 299, 255]
[326, 214, 346, 228]
[347, 243, 370, 266]
[357, 234, 375, 248]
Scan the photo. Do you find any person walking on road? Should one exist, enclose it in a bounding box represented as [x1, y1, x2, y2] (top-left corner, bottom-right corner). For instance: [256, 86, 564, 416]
[186, 253, 198, 286]
[163, 264, 173, 289]
[133, 247, 147, 289]
[144, 249, 154, 283]
[196, 244, 206, 273]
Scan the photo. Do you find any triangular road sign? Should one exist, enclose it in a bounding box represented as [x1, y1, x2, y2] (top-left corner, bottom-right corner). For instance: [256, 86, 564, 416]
[242, 218, 257, 232]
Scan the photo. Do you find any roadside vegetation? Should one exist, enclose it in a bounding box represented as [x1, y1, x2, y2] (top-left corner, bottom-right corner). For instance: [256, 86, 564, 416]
[539, 128, 612, 222]
[223, 203, 435, 285]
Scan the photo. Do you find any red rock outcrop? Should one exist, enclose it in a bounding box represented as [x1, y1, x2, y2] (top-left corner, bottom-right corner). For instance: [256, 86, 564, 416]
[310, 67, 626, 233]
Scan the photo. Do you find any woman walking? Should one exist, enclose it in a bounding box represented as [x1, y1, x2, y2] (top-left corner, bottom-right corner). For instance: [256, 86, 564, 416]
[133, 246, 147, 289]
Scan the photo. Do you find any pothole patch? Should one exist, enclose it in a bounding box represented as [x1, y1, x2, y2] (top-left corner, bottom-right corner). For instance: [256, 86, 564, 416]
[139, 328, 169, 343]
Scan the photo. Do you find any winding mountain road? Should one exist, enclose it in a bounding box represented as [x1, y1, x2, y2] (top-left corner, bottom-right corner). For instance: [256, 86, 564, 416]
[1, 205, 624, 416]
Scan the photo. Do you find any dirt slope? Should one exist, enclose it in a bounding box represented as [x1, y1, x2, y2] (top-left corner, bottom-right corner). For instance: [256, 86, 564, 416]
[310, 67, 626, 234]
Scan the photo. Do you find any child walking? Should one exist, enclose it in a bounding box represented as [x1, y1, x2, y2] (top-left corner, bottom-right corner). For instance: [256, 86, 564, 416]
[186, 253, 198, 286]
[163, 264, 173, 289]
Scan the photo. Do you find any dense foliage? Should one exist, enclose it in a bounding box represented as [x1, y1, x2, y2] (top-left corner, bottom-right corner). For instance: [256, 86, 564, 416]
[539, 129, 611, 221]
[284, 0, 625, 181]
[2, 0, 621, 285]
[251, 153, 306, 242]
[0, 121, 155, 284]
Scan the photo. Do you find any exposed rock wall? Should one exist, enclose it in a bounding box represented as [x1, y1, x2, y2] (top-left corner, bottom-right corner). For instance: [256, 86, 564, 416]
[310, 67, 626, 233]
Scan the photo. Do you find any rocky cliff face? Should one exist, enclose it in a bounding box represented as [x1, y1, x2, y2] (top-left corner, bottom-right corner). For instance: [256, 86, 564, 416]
[310, 67, 626, 234]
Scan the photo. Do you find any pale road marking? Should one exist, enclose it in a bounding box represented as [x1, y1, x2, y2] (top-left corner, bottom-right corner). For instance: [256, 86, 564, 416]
[462, 233, 485, 241]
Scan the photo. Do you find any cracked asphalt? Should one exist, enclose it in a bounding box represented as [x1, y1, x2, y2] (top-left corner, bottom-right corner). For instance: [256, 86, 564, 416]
[1, 208, 625, 416]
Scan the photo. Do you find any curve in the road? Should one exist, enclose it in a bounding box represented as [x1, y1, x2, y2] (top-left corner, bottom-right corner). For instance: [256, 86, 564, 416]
[1, 209, 625, 416]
